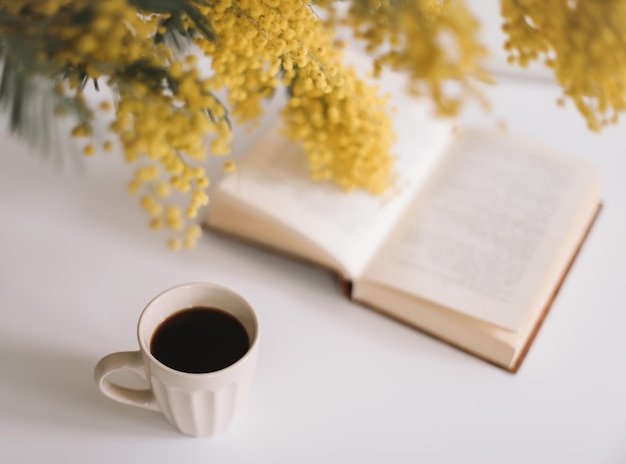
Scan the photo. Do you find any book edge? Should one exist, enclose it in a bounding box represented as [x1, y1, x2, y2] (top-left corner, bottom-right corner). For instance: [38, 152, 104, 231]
[508, 202, 603, 373]
[348, 202, 602, 373]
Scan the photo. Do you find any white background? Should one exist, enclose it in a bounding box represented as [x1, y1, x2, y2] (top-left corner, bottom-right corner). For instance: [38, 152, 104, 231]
[1, 2, 626, 463]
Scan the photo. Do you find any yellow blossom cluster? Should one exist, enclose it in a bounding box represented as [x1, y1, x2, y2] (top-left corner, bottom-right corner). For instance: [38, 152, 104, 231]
[4, 0, 626, 249]
[3, 0, 166, 77]
[32, 1, 215, 249]
[319, 0, 490, 116]
[195, 0, 397, 192]
[501, 0, 626, 131]
[2, 0, 402, 248]
[282, 64, 395, 193]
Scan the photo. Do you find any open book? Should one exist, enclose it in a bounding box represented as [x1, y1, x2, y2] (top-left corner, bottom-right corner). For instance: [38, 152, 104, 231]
[206, 104, 600, 372]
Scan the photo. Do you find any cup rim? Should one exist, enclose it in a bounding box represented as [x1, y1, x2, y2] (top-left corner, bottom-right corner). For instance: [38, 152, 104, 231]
[137, 282, 259, 377]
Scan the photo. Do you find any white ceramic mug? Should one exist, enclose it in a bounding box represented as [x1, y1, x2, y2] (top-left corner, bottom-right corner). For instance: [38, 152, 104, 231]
[94, 282, 259, 437]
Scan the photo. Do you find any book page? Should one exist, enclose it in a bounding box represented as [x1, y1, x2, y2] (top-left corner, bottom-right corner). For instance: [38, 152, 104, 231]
[215, 89, 455, 278]
[360, 131, 599, 331]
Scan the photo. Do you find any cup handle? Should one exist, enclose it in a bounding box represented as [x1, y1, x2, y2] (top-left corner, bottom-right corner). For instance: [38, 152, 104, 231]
[94, 351, 160, 412]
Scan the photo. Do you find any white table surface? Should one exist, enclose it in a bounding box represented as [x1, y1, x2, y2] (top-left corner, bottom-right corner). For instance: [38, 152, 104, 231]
[2, 30, 626, 464]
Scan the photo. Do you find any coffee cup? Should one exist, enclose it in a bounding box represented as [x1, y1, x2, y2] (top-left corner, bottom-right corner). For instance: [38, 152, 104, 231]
[94, 282, 259, 437]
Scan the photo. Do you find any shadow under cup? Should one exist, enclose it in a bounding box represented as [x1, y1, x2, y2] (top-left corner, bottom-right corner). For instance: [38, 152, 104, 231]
[96, 282, 259, 437]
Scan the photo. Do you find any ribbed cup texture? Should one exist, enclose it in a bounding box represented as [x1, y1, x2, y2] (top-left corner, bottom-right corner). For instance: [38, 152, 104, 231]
[151, 376, 244, 437]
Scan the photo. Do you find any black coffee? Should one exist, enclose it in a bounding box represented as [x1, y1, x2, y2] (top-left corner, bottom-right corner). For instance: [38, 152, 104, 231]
[150, 307, 250, 374]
